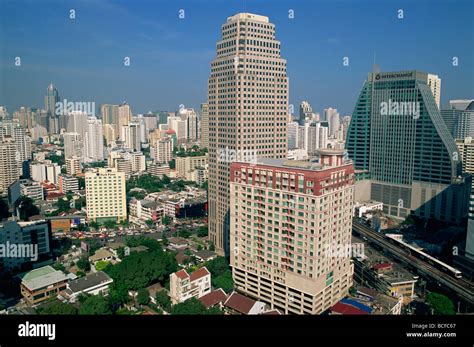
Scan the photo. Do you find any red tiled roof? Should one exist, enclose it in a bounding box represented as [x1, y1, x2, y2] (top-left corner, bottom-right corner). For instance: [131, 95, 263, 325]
[174, 269, 189, 280]
[373, 262, 392, 270]
[199, 289, 227, 308]
[224, 292, 256, 315]
[189, 267, 210, 282]
[331, 302, 369, 315]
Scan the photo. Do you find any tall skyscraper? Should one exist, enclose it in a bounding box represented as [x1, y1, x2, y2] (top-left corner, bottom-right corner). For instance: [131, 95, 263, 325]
[44, 84, 60, 117]
[208, 13, 288, 254]
[441, 99, 474, 139]
[0, 138, 19, 193]
[85, 117, 104, 162]
[287, 121, 299, 149]
[152, 137, 173, 164]
[325, 108, 340, 137]
[0, 106, 8, 120]
[67, 111, 88, 140]
[230, 149, 355, 314]
[85, 168, 126, 223]
[121, 122, 142, 152]
[299, 101, 312, 126]
[427, 74, 441, 109]
[178, 107, 198, 142]
[118, 103, 132, 139]
[346, 70, 470, 223]
[167, 116, 188, 144]
[101, 104, 120, 143]
[63, 132, 83, 159]
[45, 84, 60, 134]
[200, 103, 209, 149]
[30, 161, 60, 185]
[455, 137, 474, 269]
[0, 121, 32, 172]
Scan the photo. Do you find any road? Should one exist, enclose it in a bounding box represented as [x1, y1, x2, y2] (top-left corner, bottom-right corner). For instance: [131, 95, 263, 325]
[352, 219, 474, 305]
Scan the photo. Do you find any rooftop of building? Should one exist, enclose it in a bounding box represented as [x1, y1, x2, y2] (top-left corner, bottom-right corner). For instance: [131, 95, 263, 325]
[20, 266, 68, 291]
[227, 13, 269, 23]
[198, 289, 227, 309]
[353, 236, 418, 285]
[236, 151, 349, 171]
[89, 248, 115, 262]
[224, 291, 258, 315]
[67, 271, 112, 293]
[173, 267, 210, 282]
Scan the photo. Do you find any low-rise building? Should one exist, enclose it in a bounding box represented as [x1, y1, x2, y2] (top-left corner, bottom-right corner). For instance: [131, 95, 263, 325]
[0, 220, 53, 272]
[65, 156, 81, 175]
[198, 288, 228, 309]
[353, 200, 384, 218]
[352, 236, 418, 304]
[89, 248, 115, 265]
[20, 265, 68, 305]
[175, 155, 207, 181]
[129, 199, 164, 227]
[148, 163, 170, 179]
[19, 179, 44, 201]
[169, 267, 211, 304]
[167, 237, 189, 251]
[223, 291, 267, 315]
[58, 174, 79, 193]
[62, 271, 113, 303]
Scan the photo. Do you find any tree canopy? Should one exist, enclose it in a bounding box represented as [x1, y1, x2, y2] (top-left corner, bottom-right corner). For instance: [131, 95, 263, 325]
[104, 247, 177, 292]
[15, 196, 39, 220]
[426, 292, 455, 315]
[78, 295, 112, 315]
[36, 301, 77, 315]
[170, 297, 222, 315]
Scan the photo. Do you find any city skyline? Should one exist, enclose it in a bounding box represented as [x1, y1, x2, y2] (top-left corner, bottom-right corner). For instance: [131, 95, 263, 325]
[1, 0, 473, 116]
[0, 1, 473, 338]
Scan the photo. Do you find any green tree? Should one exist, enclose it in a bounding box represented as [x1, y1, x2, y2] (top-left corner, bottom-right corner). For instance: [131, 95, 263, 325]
[168, 159, 176, 170]
[209, 242, 215, 251]
[213, 270, 234, 293]
[37, 301, 77, 315]
[117, 247, 126, 259]
[162, 216, 171, 226]
[56, 197, 72, 213]
[171, 298, 222, 315]
[77, 257, 91, 272]
[104, 247, 177, 292]
[197, 226, 208, 238]
[77, 176, 86, 190]
[108, 287, 129, 312]
[15, 196, 39, 221]
[426, 292, 455, 315]
[89, 221, 100, 230]
[95, 260, 110, 272]
[104, 220, 117, 230]
[155, 291, 171, 311]
[78, 295, 112, 315]
[130, 190, 146, 200]
[136, 288, 150, 306]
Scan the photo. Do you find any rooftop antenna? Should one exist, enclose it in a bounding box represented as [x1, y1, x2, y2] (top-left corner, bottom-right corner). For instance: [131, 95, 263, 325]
[373, 52, 381, 73]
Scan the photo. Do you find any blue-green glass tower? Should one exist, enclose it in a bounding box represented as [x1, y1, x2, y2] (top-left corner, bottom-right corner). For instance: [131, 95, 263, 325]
[346, 70, 470, 223]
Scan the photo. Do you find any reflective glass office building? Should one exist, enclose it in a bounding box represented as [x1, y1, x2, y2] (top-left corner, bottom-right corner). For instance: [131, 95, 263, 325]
[347, 70, 471, 223]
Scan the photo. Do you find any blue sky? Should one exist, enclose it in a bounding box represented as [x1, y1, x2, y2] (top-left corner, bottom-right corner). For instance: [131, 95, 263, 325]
[0, 0, 473, 116]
